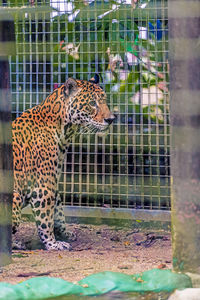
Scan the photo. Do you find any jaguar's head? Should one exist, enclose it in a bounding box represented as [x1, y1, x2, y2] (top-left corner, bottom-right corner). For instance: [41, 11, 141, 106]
[64, 74, 115, 134]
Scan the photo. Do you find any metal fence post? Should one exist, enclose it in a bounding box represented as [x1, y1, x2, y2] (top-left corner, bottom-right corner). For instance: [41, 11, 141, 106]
[0, 12, 15, 267]
[169, 1, 200, 273]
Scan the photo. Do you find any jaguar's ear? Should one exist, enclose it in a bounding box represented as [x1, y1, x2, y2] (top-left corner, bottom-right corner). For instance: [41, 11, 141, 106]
[65, 78, 78, 96]
[89, 74, 99, 84]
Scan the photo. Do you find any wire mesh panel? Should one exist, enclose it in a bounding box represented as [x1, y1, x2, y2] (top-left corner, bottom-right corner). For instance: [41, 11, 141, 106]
[8, 0, 170, 210]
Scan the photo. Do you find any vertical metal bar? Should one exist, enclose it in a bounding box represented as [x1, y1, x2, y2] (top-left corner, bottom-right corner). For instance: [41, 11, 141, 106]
[29, 13, 33, 109]
[139, 16, 144, 209]
[15, 17, 19, 117]
[115, 11, 120, 208]
[132, 7, 137, 208]
[146, 4, 152, 209]
[79, 5, 85, 207]
[108, 11, 114, 208]
[62, 7, 68, 206]
[124, 6, 129, 209]
[35, 13, 39, 105]
[93, 2, 98, 207]
[22, 13, 26, 111]
[162, 0, 170, 209]
[70, 4, 76, 206]
[86, 6, 91, 206]
[42, 11, 46, 98]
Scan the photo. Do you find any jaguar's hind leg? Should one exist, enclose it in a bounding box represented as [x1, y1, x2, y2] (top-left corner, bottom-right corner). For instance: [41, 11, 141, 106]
[12, 191, 26, 249]
[12, 191, 23, 234]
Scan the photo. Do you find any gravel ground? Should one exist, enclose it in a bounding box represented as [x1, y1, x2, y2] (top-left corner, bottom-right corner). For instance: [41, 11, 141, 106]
[0, 222, 172, 284]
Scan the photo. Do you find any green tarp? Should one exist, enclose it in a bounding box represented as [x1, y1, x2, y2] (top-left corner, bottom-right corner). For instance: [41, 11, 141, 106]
[0, 269, 192, 300]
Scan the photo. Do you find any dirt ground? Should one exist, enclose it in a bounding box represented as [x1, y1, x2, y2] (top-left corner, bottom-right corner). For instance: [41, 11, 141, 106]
[0, 222, 172, 285]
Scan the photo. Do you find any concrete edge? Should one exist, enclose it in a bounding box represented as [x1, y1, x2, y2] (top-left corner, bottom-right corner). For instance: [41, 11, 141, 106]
[186, 273, 200, 288]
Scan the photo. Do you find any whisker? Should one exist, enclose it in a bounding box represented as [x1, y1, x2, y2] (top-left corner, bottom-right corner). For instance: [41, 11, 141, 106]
[77, 121, 107, 136]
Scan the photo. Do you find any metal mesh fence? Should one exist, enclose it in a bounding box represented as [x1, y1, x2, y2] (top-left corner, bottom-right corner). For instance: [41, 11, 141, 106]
[7, 0, 170, 210]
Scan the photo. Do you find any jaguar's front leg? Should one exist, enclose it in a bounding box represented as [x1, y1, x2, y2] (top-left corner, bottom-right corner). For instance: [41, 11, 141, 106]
[30, 189, 71, 250]
[54, 192, 76, 242]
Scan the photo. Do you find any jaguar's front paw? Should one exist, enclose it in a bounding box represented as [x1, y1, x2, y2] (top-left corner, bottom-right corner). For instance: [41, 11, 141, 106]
[45, 240, 72, 251]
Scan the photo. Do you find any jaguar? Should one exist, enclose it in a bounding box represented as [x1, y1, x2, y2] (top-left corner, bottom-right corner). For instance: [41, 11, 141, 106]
[12, 74, 115, 250]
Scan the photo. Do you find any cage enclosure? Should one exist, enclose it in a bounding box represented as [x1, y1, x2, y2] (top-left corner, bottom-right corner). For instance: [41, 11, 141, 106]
[8, 0, 169, 220]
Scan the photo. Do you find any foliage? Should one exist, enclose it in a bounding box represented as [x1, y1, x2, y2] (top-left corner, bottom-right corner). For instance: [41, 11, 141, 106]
[51, 1, 168, 87]
[58, 1, 168, 155]
[10, 0, 169, 153]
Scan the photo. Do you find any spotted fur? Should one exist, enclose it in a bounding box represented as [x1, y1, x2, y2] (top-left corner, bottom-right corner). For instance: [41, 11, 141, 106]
[12, 75, 115, 250]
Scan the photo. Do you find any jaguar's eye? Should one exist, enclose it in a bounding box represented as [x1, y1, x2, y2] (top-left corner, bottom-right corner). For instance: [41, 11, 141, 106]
[89, 100, 97, 107]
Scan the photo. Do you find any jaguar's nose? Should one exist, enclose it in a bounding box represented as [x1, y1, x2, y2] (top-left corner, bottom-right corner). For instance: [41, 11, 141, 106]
[104, 115, 116, 125]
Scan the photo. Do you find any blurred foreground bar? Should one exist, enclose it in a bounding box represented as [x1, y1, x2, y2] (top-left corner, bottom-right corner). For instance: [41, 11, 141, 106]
[169, 0, 200, 273]
[0, 9, 15, 267]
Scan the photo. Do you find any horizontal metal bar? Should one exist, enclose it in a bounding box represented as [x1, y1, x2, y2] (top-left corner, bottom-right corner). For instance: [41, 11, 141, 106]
[22, 205, 171, 222]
